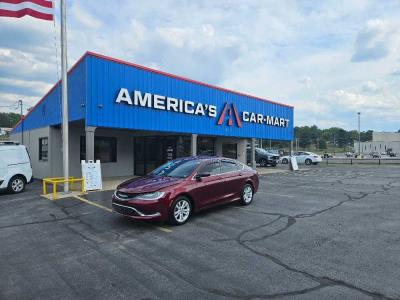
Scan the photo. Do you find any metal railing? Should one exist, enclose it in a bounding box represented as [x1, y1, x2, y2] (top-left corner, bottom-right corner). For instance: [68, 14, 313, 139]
[42, 177, 84, 200]
[323, 157, 400, 165]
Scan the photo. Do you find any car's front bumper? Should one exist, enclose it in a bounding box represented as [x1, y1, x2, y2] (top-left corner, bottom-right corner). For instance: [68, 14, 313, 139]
[112, 202, 162, 219]
[112, 196, 168, 221]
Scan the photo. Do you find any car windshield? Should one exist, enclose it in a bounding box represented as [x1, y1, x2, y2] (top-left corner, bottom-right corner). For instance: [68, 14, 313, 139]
[149, 159, 201, 178]
[256, 148, 269, 155]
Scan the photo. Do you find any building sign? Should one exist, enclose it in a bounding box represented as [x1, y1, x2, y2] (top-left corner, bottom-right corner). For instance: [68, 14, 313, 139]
[115, 88, 290, 128]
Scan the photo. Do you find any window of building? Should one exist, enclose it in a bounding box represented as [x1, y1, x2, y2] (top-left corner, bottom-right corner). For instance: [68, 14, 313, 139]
[197, 137, 215, 156]
[222, 143, 237, 159]
[80, 136, 117, 163]
[39, 137, 48, 161]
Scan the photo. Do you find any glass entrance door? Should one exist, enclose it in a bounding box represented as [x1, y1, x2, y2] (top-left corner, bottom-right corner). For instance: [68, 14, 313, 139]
[222, 143, 238, 159]
[134, 136, 178, 175]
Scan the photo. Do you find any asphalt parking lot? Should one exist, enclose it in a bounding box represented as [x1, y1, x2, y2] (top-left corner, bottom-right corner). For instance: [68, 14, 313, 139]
[1, 165, 400, 299]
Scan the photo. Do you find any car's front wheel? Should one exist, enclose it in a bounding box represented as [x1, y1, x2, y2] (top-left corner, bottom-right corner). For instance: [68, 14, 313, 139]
[241, 184, 254, 205]
[259, 158, 267, 167]
[169, 196, 192, 225]
[281, 158, 289, 164]
[8, 175, 25, 194]
[305, 158, 312, 165]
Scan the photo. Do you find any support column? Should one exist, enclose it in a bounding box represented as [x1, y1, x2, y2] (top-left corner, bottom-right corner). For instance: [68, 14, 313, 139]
[85, 126, 96, 161]
[191, 134, 197, 156]
[251, 138, 256, 169]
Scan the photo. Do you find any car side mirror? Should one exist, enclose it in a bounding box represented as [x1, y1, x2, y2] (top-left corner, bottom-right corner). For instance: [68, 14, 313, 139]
[195, 172, 211, 181]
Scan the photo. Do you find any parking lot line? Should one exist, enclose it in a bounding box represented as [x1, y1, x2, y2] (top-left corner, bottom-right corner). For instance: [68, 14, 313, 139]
[257, 192, 295, 198]
[73, 195, 113, 213]
[72, 195, 172, 233]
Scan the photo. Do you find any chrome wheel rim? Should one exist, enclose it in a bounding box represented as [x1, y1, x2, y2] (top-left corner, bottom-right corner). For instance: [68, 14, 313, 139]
[174, 199, 190, 223]
[12, 179, 24, 192]
[243, 186, 253, 203]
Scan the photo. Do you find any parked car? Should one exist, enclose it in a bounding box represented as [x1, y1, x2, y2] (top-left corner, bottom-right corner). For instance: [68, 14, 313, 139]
[247, 147, 279, 167]
[0, 142, 33, 193]
[370, 152, 381, 158]
[112, 156, 259, 225]
[322, 153, 333, 158]
[345, 152, 354, 158]
[280, 151, 322, 165]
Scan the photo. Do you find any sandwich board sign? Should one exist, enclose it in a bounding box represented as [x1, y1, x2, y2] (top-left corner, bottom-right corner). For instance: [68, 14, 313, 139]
[81, 160, 102, 191]
[290, 156, 299, 171]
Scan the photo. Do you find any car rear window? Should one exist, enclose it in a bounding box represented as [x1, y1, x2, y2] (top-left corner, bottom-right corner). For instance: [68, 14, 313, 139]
[221, 161, 241, 173]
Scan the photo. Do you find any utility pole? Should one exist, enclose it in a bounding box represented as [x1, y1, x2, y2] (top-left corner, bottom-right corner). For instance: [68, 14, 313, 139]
[18, 99, 23, 145]
[333, 134, 336, 155]
[61, 0, 69, 192]
[358, 112, 361, 157]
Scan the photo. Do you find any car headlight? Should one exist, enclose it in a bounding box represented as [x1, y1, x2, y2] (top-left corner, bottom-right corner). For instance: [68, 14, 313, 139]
[134, 191, 165, 200]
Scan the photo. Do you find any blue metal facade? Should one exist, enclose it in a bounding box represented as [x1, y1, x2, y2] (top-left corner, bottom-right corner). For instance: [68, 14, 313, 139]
[13, 57, 86, 133]
[14, 53, 294, 141]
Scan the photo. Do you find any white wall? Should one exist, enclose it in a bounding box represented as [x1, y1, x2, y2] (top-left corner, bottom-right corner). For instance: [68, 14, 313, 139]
[12, 124, 251, 179]
[373, 132, 400, 142]
[355, 141, 400, 155]
[11, 127, 52, 179]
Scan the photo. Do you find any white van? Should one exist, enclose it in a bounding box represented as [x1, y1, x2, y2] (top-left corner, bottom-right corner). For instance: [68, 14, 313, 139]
[0, 142, 33, 193]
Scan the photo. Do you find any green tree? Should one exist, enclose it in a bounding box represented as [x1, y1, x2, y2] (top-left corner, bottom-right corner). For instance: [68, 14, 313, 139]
[318, 139, 327, 149]
[0, 112, 20, 128]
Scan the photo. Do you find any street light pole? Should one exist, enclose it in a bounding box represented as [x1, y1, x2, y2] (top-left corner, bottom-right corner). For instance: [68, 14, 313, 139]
[357, 112, 361, 157]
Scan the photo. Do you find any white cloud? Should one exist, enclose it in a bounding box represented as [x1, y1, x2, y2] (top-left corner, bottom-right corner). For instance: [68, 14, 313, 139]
[1, 0, 400, 131]
[351, 19, 400, 62]
[70, 3, 102, 30]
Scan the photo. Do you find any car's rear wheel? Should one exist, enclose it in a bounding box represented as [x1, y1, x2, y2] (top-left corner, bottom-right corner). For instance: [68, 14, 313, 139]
[169, 196, 192, 225]
[305, 158, 312, 165]
[8, 175, 25, 194]
[241, 184, 254, 205]
[282, 158, 288, 164]
[259, 158, 267, 167]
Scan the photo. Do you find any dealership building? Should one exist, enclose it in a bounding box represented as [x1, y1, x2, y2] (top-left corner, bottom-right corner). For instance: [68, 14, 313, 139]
[354, 132, 400, 155]
[11, 52, 294, 179]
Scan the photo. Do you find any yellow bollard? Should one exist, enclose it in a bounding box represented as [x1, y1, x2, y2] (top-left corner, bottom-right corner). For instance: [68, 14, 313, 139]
[53, 182, 56, 201]
[43, 180, 47, 195]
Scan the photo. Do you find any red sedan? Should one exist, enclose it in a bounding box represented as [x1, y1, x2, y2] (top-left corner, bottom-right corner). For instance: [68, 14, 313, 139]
[112, 156, 259, 225]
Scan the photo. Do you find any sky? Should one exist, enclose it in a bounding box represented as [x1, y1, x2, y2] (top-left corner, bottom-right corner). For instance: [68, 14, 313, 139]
[0, 0, 399, 131]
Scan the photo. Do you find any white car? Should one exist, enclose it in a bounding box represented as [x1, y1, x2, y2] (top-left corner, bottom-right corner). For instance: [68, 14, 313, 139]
[280, 151, 322, 165]
[0, 142, 33, 193]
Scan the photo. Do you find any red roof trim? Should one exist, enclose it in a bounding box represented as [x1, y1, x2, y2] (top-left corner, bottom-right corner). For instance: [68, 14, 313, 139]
[12, 52, 87, 132]
[85, 51, 294, 108]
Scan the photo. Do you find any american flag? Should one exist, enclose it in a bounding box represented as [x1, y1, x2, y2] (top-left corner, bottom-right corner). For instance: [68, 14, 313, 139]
[0, 0, 53, 21]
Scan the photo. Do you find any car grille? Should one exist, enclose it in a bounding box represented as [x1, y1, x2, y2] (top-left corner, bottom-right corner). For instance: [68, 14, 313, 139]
[112, 203, 140, 216]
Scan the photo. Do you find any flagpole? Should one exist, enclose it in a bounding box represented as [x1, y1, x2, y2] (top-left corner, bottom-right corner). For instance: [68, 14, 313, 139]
[61, 0, 69, 192]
